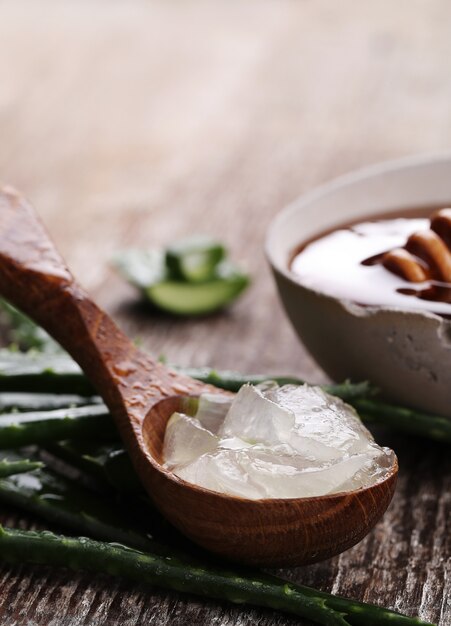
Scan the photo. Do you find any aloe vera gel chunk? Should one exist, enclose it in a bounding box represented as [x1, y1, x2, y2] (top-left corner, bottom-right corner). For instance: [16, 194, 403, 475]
[163, 384, 395, 500]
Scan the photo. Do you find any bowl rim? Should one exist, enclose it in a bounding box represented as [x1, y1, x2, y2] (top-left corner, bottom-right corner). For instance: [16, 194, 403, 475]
[266, 151, 451, 281]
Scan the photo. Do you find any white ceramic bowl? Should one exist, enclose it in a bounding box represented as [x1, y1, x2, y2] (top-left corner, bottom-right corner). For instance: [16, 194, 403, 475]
[266, 153, 451, 417]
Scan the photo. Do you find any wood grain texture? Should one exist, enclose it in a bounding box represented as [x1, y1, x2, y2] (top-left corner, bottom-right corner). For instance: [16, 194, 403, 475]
[0, 0, 449, 623]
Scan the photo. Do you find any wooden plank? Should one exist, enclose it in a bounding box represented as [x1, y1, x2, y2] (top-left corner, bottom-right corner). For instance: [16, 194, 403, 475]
[0, 0, 449, 623]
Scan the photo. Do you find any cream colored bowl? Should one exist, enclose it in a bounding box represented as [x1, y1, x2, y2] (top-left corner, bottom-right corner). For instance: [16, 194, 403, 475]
[266, 153, 451, 417]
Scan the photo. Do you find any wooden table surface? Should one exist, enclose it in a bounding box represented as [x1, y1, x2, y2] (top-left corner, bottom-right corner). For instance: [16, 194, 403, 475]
[0, 1, 450, 624]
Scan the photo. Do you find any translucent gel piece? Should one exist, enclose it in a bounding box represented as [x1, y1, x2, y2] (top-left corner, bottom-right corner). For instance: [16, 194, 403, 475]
[339, 445, 396, 493]
[269, 385, 373, 460]
[195, 393, 232, 434]
[175, 451, 266, 500]
[237, 446, 383, 498]
[163, 384, 394, 500]
[219, 436, 253, 450]
[163, 412, 218, 467]
[219, 384, 294, 445]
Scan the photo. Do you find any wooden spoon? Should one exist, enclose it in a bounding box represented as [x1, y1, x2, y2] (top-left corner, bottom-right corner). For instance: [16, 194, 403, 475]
[0, 187, 398, 567]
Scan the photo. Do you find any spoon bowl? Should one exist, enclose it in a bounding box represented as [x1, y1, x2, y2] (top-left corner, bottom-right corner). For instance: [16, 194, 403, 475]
[0, 187, 398, 566]
[140, 395, 397, 566]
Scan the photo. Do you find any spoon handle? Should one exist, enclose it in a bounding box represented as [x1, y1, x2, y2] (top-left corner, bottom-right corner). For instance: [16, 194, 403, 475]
[0, 187, 159, 414]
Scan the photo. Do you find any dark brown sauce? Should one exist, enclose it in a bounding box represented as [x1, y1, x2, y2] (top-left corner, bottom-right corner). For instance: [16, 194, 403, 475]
[289, 204, 451, 315]
[289, 204, 436, 264]
[360, 252, 386, 266]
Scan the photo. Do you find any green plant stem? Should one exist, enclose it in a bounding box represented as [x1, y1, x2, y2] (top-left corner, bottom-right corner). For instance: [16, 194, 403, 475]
[0, 526, 433, 626]
[0, 350, 94, 395]
[0, 349, 373, 399]
[179, 367, 374, 399]
[1, 350, 450, 446]
[46, 441, 142, 493]
[0, 405, 115, 448]
[352, 398, 451, 443]
[0, 392, 98, 413]
[44, 440, 120, 485]
[0, 451, 164, 553]
[0, 389, 448, 459]
[0, 459, 43, 478]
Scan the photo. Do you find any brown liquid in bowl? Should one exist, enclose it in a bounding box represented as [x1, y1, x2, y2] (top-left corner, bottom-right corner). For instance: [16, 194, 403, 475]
[290, 205, 451, 315]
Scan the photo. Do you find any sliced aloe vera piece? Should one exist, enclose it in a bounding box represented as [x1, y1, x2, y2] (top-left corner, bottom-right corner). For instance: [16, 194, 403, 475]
[146, 267, 249, 315]
[165, 236, 225, 282]
[113, 245, 249, 315]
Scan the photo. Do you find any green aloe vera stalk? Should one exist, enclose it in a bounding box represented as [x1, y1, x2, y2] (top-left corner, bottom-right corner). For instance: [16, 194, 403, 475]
[0, 459, 43, 478]
[0, 526, 433, 626]
[0, 349, 373, 401]
[353, 398, 451, 443]
[178, 367, 374, 399]
[2, 350, 451, 443]
[46, 440, 141, 493]
[0, 404, 115, 448]
[0, 349, 94, 395]
[0, 392, 98, 413]
[0, 451, 162, 552]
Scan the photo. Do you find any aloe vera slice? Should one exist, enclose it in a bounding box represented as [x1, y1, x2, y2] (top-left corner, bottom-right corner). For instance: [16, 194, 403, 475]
[113, 244, 249, 315]
[146, 269, 249, 315]
[165, 236, 225, 282]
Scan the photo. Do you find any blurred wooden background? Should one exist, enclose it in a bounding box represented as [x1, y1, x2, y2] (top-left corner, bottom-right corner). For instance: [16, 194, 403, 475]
[0, 1, 450, 624]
